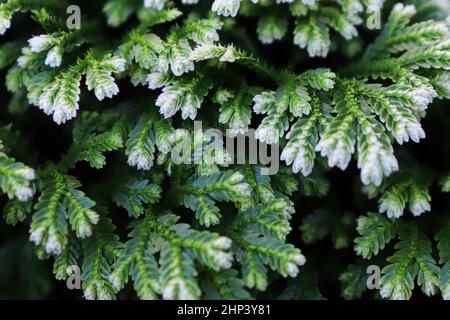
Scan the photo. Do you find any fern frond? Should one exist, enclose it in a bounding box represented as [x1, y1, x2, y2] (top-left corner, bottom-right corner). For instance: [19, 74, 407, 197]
[355, 212, 398, 259]
[29, 170, 99, 255]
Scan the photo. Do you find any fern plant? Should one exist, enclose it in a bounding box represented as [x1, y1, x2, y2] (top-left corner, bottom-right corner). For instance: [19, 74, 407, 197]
[0, 0, 449, 300]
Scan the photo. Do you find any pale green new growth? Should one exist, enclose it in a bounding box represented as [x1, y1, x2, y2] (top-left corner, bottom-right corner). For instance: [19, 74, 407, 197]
[0, 0, 449, 301]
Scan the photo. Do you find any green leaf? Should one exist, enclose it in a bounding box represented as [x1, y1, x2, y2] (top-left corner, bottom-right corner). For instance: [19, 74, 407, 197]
[109, 218, 160, 299]
[82, 217, 120, 300]
[29, 170, 99, 255]
[113, 179, 162, 218]
[355, 213, 398, 259]
[340, 263, 369, 300]
[3, 198, 32, 225]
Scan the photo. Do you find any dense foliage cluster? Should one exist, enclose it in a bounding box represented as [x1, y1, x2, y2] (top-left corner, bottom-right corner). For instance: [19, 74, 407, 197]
[0, 0, 449, 300]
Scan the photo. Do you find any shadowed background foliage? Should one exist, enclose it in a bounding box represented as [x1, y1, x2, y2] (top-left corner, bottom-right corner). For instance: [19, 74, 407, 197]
[0, 0, 449, 299]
